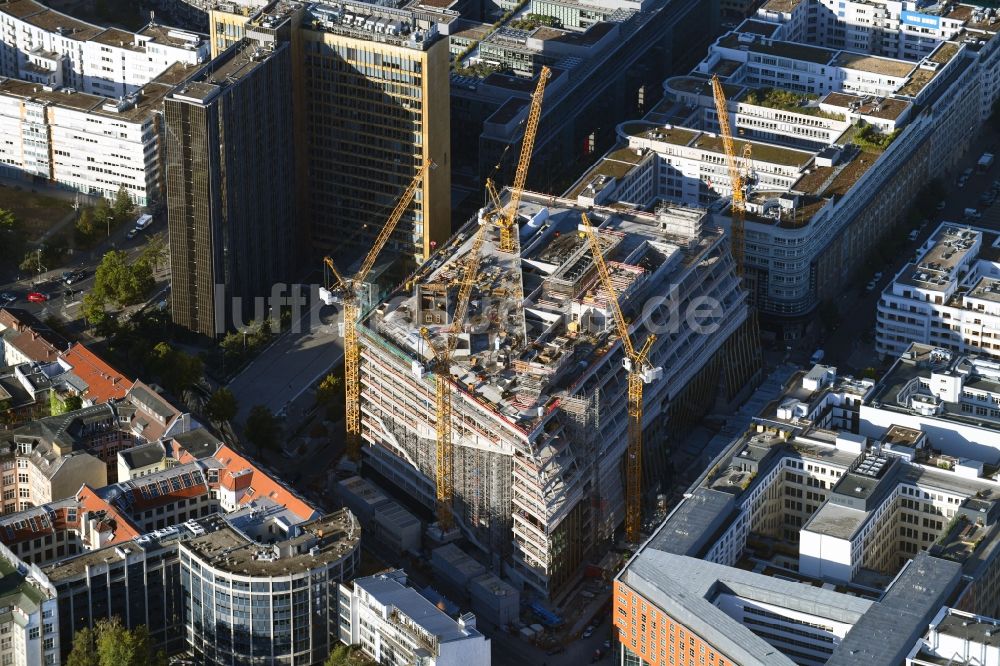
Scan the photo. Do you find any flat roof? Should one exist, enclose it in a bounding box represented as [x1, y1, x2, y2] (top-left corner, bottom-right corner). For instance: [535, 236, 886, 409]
[356, 570, 483, 643]
[180, 510, 359, 577]
[804, 500, 866, 539]
[719, 33, 835, 66]
[832, 52, 914, 78]
[821, 91, 910, 121]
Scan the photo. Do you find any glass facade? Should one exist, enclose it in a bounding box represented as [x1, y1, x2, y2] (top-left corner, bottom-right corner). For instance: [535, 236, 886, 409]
[180, 545, 358, 665]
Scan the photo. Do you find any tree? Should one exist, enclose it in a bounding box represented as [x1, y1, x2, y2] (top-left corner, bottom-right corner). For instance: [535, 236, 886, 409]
[93, 250, 154, 307]
[82, 292, 108, 328]
[205, 387, 238, 423]
[0, 208, 22, 263]
[113, 185, 135, 224]
[76, 208, 95, 239]
[50, 392, 83, 416]
[93, 197, 114, 235]
[245, 405, 279, 456]
[140, 232, 168, 272]
[0, 208, 14, 234]
[67, 619, 166, 666]
[149, 342, 203, 394]
[324, 644, 377, 666]
[316, 373, 344, 419]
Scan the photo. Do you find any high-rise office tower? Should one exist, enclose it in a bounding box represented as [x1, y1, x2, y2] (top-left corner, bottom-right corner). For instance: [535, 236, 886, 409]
[164, 32, 297, 338]
[209, 0, 451, 265]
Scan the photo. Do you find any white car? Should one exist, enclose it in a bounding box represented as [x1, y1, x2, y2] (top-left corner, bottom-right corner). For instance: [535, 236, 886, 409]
[866, 280, 877, 292]
[583, 626, 594, 638]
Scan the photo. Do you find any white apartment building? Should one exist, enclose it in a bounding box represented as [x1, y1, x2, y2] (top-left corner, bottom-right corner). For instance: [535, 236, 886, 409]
[861, 343, 1000, 464]
[0, 64, 184, 204]
[0, 0, 207, 98]
[338, 570, 491, 666]
[877, 224, 1000, 361]
[0, 545, 58, 666]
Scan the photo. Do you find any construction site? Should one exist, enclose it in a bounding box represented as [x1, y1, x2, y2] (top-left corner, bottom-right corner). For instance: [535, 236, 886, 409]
[356, 190, 761, 599]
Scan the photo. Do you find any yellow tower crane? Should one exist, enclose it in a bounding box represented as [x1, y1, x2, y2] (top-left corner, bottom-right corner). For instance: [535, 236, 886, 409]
[420, 222, 488, 529]
[580, 213, 661, 543]
[711, 74, 752, 278]
[321, 159, 434, 461]
[485, 65, 551, 253]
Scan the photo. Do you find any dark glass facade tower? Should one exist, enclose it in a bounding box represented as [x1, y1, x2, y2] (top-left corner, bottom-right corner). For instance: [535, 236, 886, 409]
[164, 40, 296, 338]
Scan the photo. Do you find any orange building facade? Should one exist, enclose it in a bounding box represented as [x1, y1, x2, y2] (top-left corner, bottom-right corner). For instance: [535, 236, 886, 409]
[614, 580, 735, 666]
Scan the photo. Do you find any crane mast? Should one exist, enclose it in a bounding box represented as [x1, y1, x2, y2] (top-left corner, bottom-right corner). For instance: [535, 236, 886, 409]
[488, 66, 551, 254]
[322, 160, 433, 460]
[580, 213, 658, 543]
[421, 223, 488, 529]
[711, 74, 751, 278]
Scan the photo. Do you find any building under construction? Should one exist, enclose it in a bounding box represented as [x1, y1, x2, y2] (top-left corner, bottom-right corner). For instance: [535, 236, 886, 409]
[358, 190, 760, 599]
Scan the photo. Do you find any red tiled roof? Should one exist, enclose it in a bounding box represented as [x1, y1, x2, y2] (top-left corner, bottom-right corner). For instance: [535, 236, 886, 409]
[76, 484, 141, 543]
[214, 444, 318, 521]
[61, 344, 131, 403]
[0, 506, 80, 545]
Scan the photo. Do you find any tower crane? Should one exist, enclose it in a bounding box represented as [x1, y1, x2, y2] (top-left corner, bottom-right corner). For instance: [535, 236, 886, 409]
[486, 65, 551, 253]
[580, 213, 661, 543]
[420, 222, 488, 529]
[711, 74, 751, 278]
[321, 159, 434, 461]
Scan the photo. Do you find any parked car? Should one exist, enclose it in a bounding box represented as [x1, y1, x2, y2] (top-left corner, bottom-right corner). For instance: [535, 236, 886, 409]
[866, 280, 878, 292]
[810, 349, 825, 364]
[27, 292, 48, 303]
[63, 270, 86, 285]
[583, 626, 595, 638]
[126, 228, 138, 239]
[603, 640, 612, 649]
[908, 230, 919, 241]
[873, 271, 883, 280]
[936, 201, 947, 210]
[0, 292, 16, 305]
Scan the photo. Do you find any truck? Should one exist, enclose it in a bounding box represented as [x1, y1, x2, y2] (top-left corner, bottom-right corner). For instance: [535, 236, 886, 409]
[134, 213, 153, 230]
[979, 153, 995, 172]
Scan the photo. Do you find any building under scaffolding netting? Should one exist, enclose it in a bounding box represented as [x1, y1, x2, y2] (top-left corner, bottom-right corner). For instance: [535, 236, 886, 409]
[358, 189, 761, 599]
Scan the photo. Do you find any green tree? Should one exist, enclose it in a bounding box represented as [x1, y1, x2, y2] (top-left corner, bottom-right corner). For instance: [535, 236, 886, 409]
[82, 292, 108, 327]
[0, 208, 23, 263]
[93, 197, 114, 236]
[93, 250, 154, 307]
[0, 208, 14, 233]
[245, 405, 279, 457]
[205, 387, 238, 423]
[67, 619, 166, 666]
[113, 185, 135, 224]
[149, 342, 203, 394]
[140, 232, 168, 272]
[220, 331, 247, 360]
[324, 644, 377, 666]
[50, 392, 83, 416]
[316, 373, 344, 419]
[76, 208, 95, 239]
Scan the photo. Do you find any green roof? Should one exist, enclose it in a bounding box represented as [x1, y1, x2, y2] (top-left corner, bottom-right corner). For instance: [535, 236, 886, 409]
[0, 557, 46, 609]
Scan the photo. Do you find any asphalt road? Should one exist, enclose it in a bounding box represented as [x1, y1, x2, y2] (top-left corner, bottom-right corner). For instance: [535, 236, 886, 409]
[1, 216, 164, 329]
[227, 298, 345, 423]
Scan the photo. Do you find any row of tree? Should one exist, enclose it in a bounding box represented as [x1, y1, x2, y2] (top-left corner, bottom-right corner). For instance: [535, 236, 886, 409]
[75, 185, 135, 245]
[82, 234, 167, 331]
[65, 619, 375, 666]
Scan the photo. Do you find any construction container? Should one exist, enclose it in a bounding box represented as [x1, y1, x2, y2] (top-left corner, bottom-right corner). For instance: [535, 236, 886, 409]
[469, 572, 519, 626]
[338, 476, 421, 556]
[431, 543, 487, 589]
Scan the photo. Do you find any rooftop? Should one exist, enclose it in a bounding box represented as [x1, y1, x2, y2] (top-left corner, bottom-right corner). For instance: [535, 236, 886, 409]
[181, 509, 359, 577]
[833, 52, 914, 78]
[821, 91, 910, 121]
[355, 569, 484, 643]
[718, 32, 835, 66]
[60, 344, 130, 404]
[362, 190, 724, 431]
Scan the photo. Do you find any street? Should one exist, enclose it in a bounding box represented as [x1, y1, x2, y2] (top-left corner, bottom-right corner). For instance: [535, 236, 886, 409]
[226, 298, 345, 423]
[813, 124, 1000, 375]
